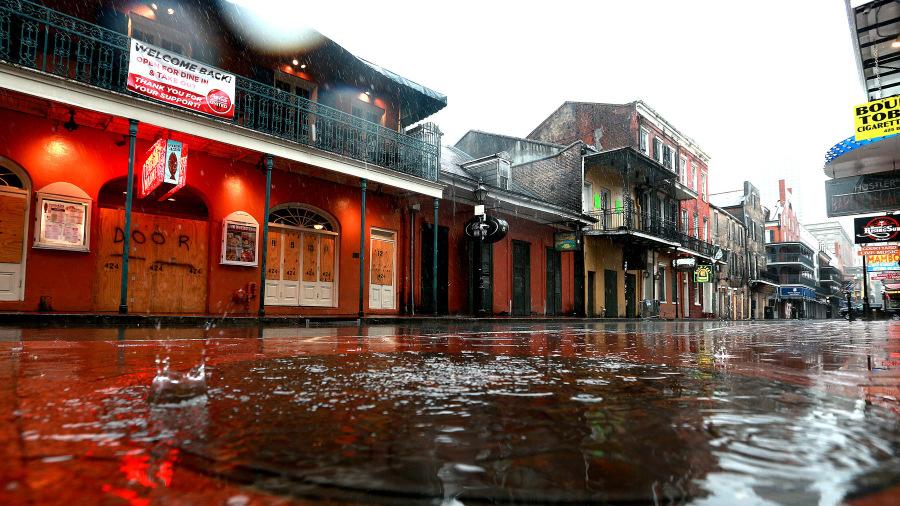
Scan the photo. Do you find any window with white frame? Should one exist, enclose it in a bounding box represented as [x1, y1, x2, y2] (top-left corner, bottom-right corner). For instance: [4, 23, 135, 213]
[582, 182, 593, 213]
[653, 138, 663, 163]
[498, 162, 510, 190]
[663, 145, 673, 171]
[693, 212, 699, 238]
[700, 172, 707, 201]
[703, 217, 709, 241]
[679, 156, 688, 185]
[681, 209, 689, 233]
[695, 282, 702, 305]
[639, 128, 649, 155]
[690, 163, 697, 189]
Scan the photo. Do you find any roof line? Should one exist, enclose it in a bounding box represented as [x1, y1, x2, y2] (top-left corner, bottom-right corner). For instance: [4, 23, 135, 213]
[457, 129, 567, 149]
[511, 140, 585, 167]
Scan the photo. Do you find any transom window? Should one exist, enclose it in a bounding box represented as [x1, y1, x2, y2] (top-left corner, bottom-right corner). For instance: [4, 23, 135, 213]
[269, 206, 335, 231]
[0, 166, 25, 188]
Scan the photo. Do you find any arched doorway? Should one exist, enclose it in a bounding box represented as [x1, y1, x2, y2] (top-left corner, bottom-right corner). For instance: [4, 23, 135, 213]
[95, 177, 209, 313]
[265, 204, 338, 307]
[0, 159, 30, 301]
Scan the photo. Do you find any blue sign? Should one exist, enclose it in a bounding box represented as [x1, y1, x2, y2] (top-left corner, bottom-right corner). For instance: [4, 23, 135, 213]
[779, 286, 816, 300]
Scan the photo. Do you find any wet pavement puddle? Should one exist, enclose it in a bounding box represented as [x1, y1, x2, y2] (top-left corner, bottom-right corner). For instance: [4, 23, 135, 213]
[0, 320, 898, 504]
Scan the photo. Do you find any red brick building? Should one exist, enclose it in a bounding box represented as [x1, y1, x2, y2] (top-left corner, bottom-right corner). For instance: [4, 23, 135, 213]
[526, 101, 718, 318]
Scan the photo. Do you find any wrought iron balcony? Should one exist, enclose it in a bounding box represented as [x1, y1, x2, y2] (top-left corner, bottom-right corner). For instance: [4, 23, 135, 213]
[677, 232, 717, 258]
[587, 208, 680, 244]
[755, 270, 780, 284]
[777, 274, 818, 289]
[766, 253, 815, 269]
[0, 0, 439, 181]
[818, 269, 844, 284]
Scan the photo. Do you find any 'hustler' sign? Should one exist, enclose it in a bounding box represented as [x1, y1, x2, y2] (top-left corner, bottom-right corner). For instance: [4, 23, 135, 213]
[127, 39, 235, 119]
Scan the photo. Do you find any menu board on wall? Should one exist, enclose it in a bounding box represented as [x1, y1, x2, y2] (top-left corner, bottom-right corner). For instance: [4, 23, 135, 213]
[35, 196, 90, 251]
[221, 220, 258, 266]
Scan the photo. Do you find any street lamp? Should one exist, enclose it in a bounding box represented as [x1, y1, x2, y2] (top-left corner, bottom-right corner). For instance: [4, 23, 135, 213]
[474, 180, 488, 205]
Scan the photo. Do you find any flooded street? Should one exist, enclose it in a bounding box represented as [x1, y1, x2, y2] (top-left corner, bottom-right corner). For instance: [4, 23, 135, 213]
[1, 320, 899, 505]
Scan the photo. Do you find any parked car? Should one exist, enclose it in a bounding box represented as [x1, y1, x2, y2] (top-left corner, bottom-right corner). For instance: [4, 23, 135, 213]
[839, 305, 864, 318]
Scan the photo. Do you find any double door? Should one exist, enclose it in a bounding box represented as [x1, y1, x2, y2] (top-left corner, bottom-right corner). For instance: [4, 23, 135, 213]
[265, 226, 335, 307]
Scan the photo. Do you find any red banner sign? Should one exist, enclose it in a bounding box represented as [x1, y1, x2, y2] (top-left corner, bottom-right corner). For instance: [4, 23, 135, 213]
[141, 139, 187, 200]
[859, 244, 900, 255]
[127, 39, 235, 119]
[873, 271, 900, 281]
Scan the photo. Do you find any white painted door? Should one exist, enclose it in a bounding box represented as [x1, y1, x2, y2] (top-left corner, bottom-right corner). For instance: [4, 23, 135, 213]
[369, 230, 396, 310]
[0, 188, 27, 301]
[299, 232, 336, 307]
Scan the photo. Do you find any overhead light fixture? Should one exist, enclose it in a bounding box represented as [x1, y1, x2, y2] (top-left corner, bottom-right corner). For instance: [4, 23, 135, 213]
[300, 64, 306, 69]
[151, 3, 158, 9]
[167, 198, 176, 202]
[292, 59, 299, 65]
[893, 37, 900, 49]
[63, 109, 78, 132]
[167, 7, 174, 15]
[313, 224, 324, 230]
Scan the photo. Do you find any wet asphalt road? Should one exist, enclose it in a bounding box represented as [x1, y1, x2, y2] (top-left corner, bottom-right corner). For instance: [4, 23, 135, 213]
[0, 320, 898, 505]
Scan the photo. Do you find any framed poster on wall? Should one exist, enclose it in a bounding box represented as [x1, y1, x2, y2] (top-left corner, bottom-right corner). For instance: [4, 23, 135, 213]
[34, 192, 91, 252]
[221, 211, 259, 266]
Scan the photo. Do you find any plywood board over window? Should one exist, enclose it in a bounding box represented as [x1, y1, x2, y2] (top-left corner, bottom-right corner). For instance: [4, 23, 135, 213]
[94, 208, 208, 313]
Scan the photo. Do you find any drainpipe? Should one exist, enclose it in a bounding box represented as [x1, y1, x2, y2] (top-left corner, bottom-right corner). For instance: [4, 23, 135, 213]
[258, 154, 273, 318]
[359, 179, 367, 318]
[118, 119, 138, 314]
[433, 197, 439, 316]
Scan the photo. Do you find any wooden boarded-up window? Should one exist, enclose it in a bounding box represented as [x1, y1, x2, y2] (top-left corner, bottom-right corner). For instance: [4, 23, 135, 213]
[319, 235, 334, 283]
[0, 192, 26, 263]
[302, 233, 319, 282]
[371, 238, 394, 286]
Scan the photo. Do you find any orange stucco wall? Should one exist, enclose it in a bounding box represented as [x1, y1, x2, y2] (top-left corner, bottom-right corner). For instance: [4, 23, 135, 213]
[0, 108, 411, 315]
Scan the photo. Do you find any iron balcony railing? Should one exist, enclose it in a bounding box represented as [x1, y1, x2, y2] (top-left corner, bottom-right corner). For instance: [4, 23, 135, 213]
[587, 208, 680, 243]
[756, 270, 779, 284]
[766, 253, 815, 269]
[818, 270, 844, 284]
[0, 0, 439, 181]
[777, 274, 818, 289]
[677, 232, 717, 258]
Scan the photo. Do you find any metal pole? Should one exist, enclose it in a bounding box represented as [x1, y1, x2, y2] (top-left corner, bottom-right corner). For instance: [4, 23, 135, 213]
[118, 119, 138, 314]
[258, 155, 273, 318]
[409, 206, 415, 315]
[358, 179, 367, 317]
[862, 253, 871, 319]
[433, 197, 439, 316]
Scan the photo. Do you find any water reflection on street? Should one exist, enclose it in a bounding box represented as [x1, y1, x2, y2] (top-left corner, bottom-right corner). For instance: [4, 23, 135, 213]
[0, 320, 898, 504]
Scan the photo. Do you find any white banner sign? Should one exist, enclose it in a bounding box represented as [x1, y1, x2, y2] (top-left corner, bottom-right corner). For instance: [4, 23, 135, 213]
[127, 39, 235, 119]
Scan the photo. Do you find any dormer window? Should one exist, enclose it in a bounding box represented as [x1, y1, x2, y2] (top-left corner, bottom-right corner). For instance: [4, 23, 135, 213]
[498, 162, 510, 190]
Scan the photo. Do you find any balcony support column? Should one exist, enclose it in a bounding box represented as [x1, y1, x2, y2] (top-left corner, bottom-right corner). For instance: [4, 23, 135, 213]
[358, 179, 367, 317]
[432, 198, 440, 316]
[258, 154, 273, 317]
[118, 119, 138, 314]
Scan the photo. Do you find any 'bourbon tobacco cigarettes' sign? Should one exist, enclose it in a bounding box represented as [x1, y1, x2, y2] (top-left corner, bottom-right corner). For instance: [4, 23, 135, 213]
[127, 39, 235, 119]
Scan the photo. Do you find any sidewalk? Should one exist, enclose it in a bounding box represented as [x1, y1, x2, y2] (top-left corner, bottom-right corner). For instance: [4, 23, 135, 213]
[0, 311, 734, 328]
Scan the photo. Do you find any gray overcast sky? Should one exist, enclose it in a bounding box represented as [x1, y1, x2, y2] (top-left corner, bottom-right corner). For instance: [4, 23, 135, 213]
[240, 0, 863, 229]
